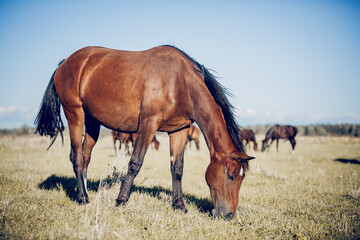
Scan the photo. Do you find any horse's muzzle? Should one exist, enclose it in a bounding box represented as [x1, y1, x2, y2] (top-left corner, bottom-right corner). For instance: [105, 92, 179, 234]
[224, 212, 234, 220]
[212, 208, 234, 220]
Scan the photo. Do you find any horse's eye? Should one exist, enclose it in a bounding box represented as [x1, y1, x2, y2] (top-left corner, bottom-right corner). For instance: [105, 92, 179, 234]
[227, 173, 234, 181]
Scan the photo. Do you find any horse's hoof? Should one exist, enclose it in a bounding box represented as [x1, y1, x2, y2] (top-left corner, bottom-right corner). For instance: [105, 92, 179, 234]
[78, 196, 89, 205]
[115, 198, 127, 207]
[172, 204, 188, 213]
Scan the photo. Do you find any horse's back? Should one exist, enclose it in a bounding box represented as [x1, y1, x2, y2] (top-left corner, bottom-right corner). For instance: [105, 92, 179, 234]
[274, 125, 297, 138]
[54, 46, 196, 132]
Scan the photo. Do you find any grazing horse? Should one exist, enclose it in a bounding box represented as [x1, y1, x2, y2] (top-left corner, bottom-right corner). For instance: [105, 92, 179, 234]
[241, 129, 257, 151]
[187, 125, 200, 150]
[261, 125, 297, 152]
[34, 45, 254, 219]
[112, 131, 160, 156]
[127, 133, 160, 152]
[112, 131, 132, 156]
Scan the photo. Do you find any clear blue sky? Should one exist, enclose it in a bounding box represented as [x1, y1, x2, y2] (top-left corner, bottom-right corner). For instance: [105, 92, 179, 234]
[0, 0, 359, 128]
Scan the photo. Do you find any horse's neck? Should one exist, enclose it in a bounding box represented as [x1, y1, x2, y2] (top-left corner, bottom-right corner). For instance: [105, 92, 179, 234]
[265, 134, 271, 141]
[193, 103, 236, 157]
[265, 128, 275, 142]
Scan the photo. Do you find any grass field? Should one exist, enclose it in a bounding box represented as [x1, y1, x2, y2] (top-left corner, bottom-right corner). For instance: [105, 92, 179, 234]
[1, 132, 359, 239]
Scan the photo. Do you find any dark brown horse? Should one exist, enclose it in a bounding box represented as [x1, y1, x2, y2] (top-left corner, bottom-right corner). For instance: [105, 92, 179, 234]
[112, 131, 160, 156]
[187, 125, 200, 150]
[261, 125, 297, 152]
[35, 45, 254, 219]
[241, 129, 257, 151]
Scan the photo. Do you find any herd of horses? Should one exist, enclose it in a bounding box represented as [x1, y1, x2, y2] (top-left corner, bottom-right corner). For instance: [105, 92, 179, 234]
[242, 125, 297, 152]
[113, 124, 297, 156]
[112, 131, 160, 156]
[35, 45, 296, 219]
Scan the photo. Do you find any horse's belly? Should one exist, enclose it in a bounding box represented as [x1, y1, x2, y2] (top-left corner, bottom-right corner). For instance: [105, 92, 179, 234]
[83, 97, 140, 132]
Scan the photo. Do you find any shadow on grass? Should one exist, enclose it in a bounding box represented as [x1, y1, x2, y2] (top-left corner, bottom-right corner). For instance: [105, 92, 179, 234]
[38, 174, 213, 214]
[38, 175, 100, 201]
[334, 158, 360, 165]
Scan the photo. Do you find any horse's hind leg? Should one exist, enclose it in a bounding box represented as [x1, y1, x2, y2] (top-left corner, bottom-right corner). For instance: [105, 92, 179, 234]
[169, 127, 189, 211]
[290, 137, 296, 152]
[82, 114, 100, 194]
[113, 139, 117, 156]
[125, 141, 131, 156]
[116, 118, 160, 205]
[65, 108, 88, 203]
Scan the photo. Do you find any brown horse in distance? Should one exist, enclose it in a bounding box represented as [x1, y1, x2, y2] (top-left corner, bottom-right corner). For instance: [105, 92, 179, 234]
[112, 131, 131, 156]
[261, 125, 297, 152]
[187, 125, 200, 150]
[241, 129, 257, 151]
[129, 133, 160, 151]
[112, 131, 159, 156]
[128, 133, 160, 152]
[35, 45, 254, 219]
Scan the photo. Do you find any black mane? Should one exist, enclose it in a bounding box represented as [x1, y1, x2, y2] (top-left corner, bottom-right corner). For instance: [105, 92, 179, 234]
[163, 45, 245, 153]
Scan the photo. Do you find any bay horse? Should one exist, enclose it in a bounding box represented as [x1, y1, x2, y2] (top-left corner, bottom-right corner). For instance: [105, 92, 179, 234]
[241, 129, 257, 151]
[187, 125, 200, 150]
[34, 45, 254, 219]
[112, 131, 160, 156]
[261, 124, 297, 152]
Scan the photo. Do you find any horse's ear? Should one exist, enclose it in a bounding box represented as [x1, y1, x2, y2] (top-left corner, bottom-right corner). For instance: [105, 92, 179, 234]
[230, 152, 255, 162]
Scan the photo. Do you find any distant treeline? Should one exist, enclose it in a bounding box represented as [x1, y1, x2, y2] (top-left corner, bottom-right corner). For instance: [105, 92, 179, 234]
[1, 124, 360, 137]
[246, 124, 360, 137]
[0, 125, 35, 136]
[0, 125, 111, 137]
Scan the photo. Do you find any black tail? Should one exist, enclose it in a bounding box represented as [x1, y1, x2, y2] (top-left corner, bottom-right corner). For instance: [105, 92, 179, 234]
[34, 65, 64, 149]
[163, 45, 245, 153]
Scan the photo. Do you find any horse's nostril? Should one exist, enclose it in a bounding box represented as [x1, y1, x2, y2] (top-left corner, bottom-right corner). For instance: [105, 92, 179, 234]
[225, 212, 233, 219]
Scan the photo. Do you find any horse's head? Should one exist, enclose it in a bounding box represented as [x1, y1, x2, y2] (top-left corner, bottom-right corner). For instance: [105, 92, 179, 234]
[205, 151, 254, 219]
[261, 140, 269, 152]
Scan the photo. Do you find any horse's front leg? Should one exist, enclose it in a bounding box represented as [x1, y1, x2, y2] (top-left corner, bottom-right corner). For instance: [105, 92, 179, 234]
[116, 118, 159, 205]
[169, 127, 189, 212]
[267, 139, 274, 152]
[289, 137, 296, 152]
